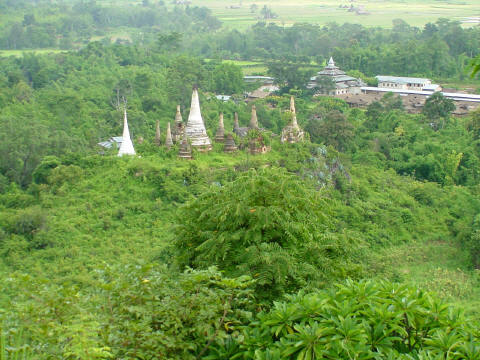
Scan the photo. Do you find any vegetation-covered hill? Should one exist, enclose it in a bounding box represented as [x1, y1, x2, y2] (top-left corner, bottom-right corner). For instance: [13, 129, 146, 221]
[1, 4, 480, 356]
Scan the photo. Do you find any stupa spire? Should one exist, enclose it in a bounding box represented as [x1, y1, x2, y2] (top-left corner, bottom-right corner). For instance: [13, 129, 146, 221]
[165, 122, 173, 149]
[290, 96, 298, 128]
[234, 112, 240, 131]
[249, 104, 259, 129]
[118, 107, 136, 156]
[155, 120, 161, 146]
[175, 105, 182, 124]
[215, 112, 225, 142]
[185, 87, 212, 150]
[328, 57, 335, 67]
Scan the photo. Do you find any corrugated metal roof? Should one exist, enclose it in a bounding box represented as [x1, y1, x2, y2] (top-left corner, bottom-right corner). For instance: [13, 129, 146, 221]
[376, 76, 430, 84]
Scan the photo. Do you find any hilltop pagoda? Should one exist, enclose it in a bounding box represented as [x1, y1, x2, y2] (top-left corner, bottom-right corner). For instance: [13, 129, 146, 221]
[281, 96, 305, 143]
[215, 113, 225, 143]
[155, 120, 161, 146]
[172, 105, 185, 143]
[224, 134, 238, 153]
[118, 108, 136, 157]
[233, 112, 248, 138]
[178, 133, 192, 159]
[249, 104, 259, 130]
[185, 87, 212, 151]
[165, 122, 174, 149]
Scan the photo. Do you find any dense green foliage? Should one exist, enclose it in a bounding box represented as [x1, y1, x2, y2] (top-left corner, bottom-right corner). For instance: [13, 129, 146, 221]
[1, 2, 480, 358]
[218, 280, 480, 359]
[174, 168, 360, 300]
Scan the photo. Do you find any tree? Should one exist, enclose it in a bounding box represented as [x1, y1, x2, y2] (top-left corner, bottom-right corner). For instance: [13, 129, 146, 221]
[156, 32, 183, 53]
[267, 61, 314, 91]
[212, 63, 244, 94]
[307, 110, 354, 151]
[250, 4, 258, 13]
[313, 75, 335, 95]
[471, 55, 480, 78]
[174, 168, 359, 301]
[422, 92, 455, 128]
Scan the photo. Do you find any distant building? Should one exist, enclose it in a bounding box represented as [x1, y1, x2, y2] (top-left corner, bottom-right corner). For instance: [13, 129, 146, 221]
[243, 76, 275, 84]
[244, 76, 278, 101]
[308, 57, 365, 95]
[376, 76, 441, 92]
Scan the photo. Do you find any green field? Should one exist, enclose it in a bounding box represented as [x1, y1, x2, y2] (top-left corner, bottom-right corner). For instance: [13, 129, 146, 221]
[0, 49, 68, 58]
[197, 0, 480, 29]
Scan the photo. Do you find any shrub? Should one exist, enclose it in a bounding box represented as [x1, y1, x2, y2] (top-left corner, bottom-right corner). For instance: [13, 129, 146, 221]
[174, 167, 362, 300]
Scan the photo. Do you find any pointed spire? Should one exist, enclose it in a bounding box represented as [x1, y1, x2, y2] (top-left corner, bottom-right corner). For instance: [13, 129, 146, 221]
[290, 96, 296, 113]
[175, 105, 182, 124]
[185, 87, 212, 150]
[234, 112, 240, 131]
[328, 57, 335, 67]
[118, 107, 136, 156]
[165, 122, 173, 149]
[249, 104, 259, 130]
[155, 120, 161, 146]
[215, 113, 225, 143]
[290, 96, 298, 128]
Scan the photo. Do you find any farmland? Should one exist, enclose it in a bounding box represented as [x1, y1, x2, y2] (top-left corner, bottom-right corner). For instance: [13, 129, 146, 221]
[190, 0, 480, 29]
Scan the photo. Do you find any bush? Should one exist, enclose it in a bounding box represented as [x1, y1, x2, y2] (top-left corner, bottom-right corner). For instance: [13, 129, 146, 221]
[213, 280, 480, 359]
[174, 167, 362, 301]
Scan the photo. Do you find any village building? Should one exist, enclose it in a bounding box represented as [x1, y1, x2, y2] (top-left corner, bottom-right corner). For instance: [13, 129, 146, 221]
[376, 76, 442, 92]
[281, 96, 305, 143]
[185, 87, 212, 151]
[117, 108, 136, 156]
[244, 76, 279, 101]
[171, 105, 185, 143]
[308, 57, 365, 95]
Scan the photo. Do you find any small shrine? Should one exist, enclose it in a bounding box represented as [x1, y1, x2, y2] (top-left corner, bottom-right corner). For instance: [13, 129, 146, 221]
[178, 134, 192, 159]
[224, 134, 238, 153]
[215, 113, 225, 143]
[165, 122, 174, 149]
[281, 96, 305, 144]
[155, 120, 161, 146]
[172, 105, 185, 143]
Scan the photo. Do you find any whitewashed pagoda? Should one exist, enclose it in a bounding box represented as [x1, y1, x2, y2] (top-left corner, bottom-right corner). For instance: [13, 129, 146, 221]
[185, 87, 212, 151]
[118, 108, 136, 156]
[281, 96, 304, 143]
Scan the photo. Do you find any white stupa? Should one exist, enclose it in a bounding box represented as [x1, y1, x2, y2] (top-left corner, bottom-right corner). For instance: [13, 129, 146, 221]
[118, 108, 136, 156]
[185, 87, 212, 151]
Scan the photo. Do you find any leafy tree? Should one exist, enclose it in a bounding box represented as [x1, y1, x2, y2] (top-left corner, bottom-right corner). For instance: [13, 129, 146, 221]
[307, 110, 354, 151]
[174, 168, 360, 300]
[422, 92, 455, 128]
[212, 63, 244, 94]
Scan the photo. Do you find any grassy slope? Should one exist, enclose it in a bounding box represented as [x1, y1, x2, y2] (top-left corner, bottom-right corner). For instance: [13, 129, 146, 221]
[1, 147, 479, 309]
